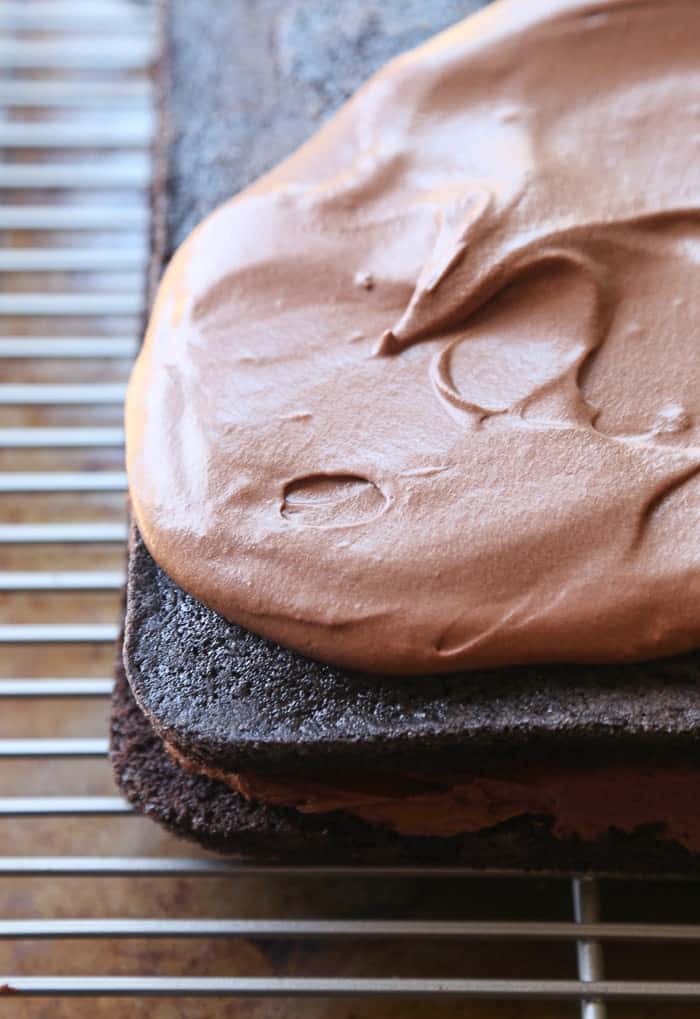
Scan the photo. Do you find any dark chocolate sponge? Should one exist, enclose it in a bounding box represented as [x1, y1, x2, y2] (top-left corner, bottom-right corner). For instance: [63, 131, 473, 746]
[113, 646, 700, 874]
[114, 0, 700, 864]
[125, 527, 700, 780]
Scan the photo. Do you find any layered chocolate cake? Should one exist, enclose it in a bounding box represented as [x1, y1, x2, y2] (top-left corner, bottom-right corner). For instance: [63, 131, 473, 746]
[112, 0, 700, 871]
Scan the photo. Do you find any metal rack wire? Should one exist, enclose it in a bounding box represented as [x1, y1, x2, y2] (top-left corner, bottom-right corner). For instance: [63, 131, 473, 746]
[1, 2, 700, 1014]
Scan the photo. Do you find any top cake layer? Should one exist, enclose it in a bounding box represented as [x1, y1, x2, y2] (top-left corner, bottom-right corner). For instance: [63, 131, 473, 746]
[126, 0, 700, 675]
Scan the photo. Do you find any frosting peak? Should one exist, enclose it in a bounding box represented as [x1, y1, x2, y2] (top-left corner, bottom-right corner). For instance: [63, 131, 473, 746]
[127, 0, 700, 675]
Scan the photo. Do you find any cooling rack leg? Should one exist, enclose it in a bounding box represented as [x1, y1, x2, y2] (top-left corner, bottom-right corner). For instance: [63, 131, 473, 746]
[573, 876, 607, 1019]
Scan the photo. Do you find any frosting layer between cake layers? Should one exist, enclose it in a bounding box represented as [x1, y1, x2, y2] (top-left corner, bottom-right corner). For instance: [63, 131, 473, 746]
[167, 741, 700, 850]
[127, 0, 700, 675]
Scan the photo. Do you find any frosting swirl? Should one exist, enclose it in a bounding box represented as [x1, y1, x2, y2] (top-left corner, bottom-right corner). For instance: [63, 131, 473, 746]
[127, 0, 700, 675]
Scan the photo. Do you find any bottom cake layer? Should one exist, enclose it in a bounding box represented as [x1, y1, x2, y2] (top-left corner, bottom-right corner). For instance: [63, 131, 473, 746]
[112, 655, 700, 874]
[167, 741, 700, 848]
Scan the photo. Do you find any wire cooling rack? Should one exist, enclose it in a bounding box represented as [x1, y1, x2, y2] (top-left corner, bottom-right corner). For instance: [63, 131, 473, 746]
[2, 2, 700, 1016]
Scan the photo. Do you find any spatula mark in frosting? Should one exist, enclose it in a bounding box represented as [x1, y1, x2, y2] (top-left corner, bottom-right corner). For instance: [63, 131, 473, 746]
[281, 473, 387, 529]
[577, 217, 700, 445]
[428, 249, 612, 427]
[630, 462, 700, 562]
[434, 599, 534, 660]
[376, 184, 494, 356]
[374, 207, 699, 446]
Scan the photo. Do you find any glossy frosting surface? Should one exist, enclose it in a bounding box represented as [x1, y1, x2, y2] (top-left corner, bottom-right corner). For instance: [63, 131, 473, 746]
[127, 0, 700, 675]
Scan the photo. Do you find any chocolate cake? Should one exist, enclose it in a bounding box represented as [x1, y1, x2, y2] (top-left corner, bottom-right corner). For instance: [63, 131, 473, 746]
[112, 0, 700, 870]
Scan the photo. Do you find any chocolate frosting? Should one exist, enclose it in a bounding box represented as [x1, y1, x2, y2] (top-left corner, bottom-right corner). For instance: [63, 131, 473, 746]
[170, 746, 700, 851]
[127, 0, 700, 675]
